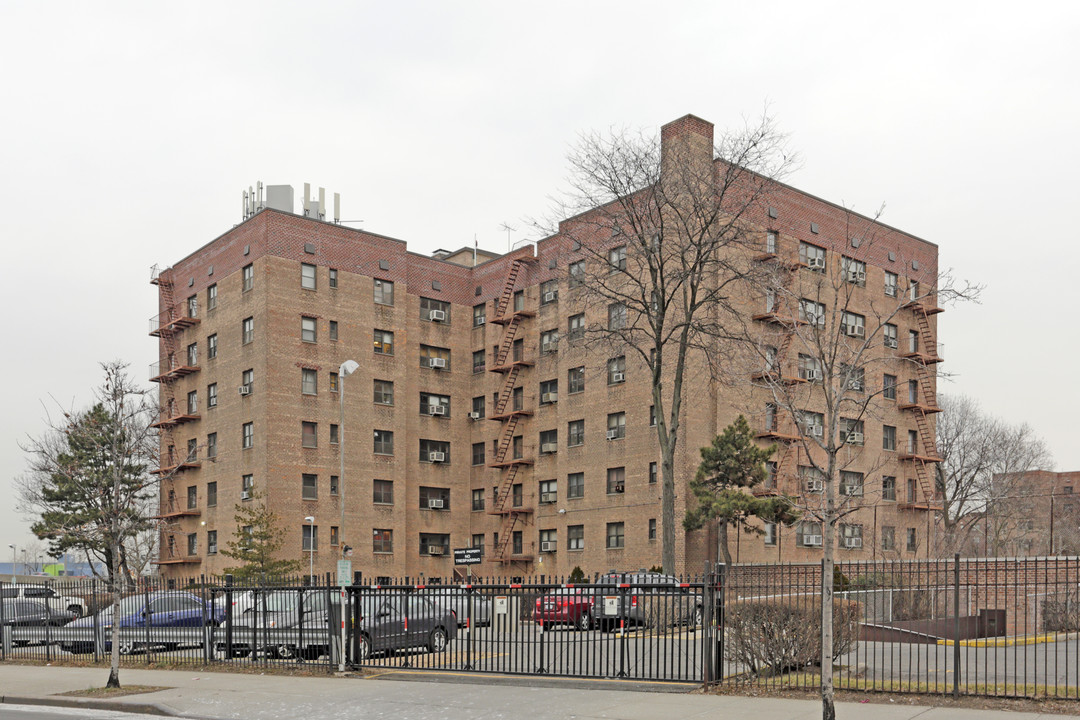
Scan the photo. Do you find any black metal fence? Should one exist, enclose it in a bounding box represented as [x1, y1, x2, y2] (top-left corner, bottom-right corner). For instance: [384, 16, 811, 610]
[6, 557, 1080, 699]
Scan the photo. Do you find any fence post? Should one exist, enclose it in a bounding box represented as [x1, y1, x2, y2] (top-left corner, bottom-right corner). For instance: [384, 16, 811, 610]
[224, 574, 233, 660]
[702, 561, 715, 688]
[716, 562, 727, 686]
[953, 552, 961, 699]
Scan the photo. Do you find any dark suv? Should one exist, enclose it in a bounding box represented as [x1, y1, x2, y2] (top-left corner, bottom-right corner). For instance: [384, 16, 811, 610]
[592, 572, 701, 631]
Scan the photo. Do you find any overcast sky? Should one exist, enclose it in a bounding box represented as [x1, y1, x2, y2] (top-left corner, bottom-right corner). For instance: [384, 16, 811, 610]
[1, 1, 1077, 563]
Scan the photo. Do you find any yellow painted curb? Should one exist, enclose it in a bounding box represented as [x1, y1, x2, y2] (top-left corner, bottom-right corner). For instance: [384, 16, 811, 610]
[937, 633, 1057, 647]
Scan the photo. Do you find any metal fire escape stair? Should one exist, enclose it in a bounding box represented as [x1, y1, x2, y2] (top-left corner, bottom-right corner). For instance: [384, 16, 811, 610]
[899, 298, 945, 510]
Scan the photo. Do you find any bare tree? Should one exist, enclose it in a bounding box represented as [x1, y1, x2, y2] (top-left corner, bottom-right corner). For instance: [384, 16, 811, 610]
[539, 113, 793, 572]
[18, 361, 158, 688]
[744, 210, 978, 719]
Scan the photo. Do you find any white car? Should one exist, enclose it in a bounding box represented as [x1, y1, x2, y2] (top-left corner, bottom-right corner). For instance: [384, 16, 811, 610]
[1, 584, 88, 618]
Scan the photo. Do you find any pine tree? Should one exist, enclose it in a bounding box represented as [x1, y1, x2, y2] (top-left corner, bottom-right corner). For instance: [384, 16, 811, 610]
[219, 489, 302, 583]
[683, 415, 798, 564]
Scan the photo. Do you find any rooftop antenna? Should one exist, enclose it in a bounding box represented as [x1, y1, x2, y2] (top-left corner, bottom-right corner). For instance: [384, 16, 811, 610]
[499, 222, 516, 253]
[473, 234, 478, 266]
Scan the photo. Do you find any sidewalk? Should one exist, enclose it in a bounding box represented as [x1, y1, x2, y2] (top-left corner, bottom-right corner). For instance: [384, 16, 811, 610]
[0, 664, 1070, 720]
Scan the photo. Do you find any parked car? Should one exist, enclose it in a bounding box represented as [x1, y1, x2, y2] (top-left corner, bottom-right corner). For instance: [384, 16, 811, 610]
[534, 588, 596, 630]
[60, 591, 223, 655]
[213, 589, 258, 620]
[223, 589, 332, 659]
[1, 584, 88, 618]
[354, 593, 457, 660]
[1, 599, 76, 644]
[592, 572, 701, 631]
[418, 586, 492, 627]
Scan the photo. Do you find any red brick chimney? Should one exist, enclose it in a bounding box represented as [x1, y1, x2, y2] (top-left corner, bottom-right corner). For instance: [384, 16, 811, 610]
[660, 114, 714, 177]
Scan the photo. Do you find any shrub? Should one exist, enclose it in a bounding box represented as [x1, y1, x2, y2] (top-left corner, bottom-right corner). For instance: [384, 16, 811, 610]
[568, 566, 588, 584]
[724, 596, 860, 676]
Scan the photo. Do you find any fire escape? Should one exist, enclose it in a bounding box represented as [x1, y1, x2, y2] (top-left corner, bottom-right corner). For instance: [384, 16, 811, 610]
[898, 293, 945, 510]
[148, 267, 202, 565]
[486, 256, 537, 564]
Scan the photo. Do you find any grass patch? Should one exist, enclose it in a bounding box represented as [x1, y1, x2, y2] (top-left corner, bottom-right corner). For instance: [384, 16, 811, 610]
[57, 685, 171, 698]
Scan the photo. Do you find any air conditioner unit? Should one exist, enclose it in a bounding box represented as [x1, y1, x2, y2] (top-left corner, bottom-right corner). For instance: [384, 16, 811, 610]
[614, 483, 625, 493]
[845, 537, 863, 549]
[541, 442, 558, 454]
[805, 479, 824, 493]
[807, 257, 825, 269]
[541, 392, 557, 404]
[540, 541, 556, 553]
[885, 286, 897, 297]
[848, 379, 864, 391]
[805, 534, 823, 547]
[847, 270, 866, 283]
[884, 338, 898, 349]
[429, 404, 446, 416]
[429, 309, 446, 322]
[468, 411, 481, 420]
[843, 485, 861, 496]
[845, 432, 864, 445]
[241, 490, 251, 500]
[810, 425, 823, 437]
[238, 385, 251, 396]
[428, 546, 445, 556]
[611, 372, 624, 383]
[429, 357, 447, 369]
[428, 451, 446, 463]
[606, 429, 620, 440]
[540, 492, 557, 504]
[542, 343, 556, 355]
[544, 291, 557, 303]
[476, 317, 486, 326]
[804, 369, 821, 381]
[845, 324, 865, 338]
[428, 498, 445, 509]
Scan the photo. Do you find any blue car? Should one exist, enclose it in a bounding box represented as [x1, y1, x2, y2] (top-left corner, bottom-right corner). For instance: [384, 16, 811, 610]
[60, 591, 223, 655]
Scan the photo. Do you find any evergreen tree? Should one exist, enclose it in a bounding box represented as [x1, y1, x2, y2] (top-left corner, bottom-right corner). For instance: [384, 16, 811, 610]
[683, 415, 798, 564]
[220, 488, 302, 583]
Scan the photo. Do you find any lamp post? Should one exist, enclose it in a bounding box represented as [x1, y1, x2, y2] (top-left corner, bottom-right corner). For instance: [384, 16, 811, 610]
[337, 359, 359, 672]
[7, 544, 14, 583]
[305, 516, 316, 584]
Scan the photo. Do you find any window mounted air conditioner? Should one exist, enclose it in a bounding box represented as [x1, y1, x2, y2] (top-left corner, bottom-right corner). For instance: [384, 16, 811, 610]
[845, 432, 864, 445]
[469, 412, 481, 420]
[541, 443, 558, 454]
[544, 291, 557, 303]
[809, 425, 823, 437]
[804, 369, 821, 381]
[428, 498, 445, 509]
[845, 324, 865, 338]
[241, 490, 251, 500]
[805, 479, 824, 493]
[606, 429, 620, 440]
[848, 379, 863, 391]
[540, 492, 557, 504]
[428, 546, 445, 555]
[807, 257, 825, 269]
[428, 451, 446, 463]
[238, 385, 251, 396]
[429, 309, 446, 322]
[429, 357, 447, 369]
[843, 485, 861, 496]
[805, 534, 823, 547]
[611, 372, 624, 383]
[885, 286, 897, 297]
[847, 270, 866, 283]
[429, 404, 446, 416]
[541, 541, 556, 552]
[541, 392, 557, 404]
[845, 537, 863, 549]
[614, 483, 625, 493]
[884, 337, 898, 349]
[542, 343, 556, 355]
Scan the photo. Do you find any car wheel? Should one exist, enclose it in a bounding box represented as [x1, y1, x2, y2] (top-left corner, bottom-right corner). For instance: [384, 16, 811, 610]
[274, 644, 297, 659]
[357, 633, 371, 661]
[67, 605, 83, 619]
[692, 606, 703, 627]
[118, 641, 136, 655]
[577, 612, 593, 631]
[427, 626, 448, 653]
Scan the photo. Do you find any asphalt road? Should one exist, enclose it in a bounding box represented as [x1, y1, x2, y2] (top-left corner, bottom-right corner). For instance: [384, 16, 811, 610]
[0, 706, 170, 720]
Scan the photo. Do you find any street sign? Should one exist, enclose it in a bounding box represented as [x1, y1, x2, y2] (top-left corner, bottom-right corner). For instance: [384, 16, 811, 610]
[454, 547, 482, 566]
[337, 559, 352, 587]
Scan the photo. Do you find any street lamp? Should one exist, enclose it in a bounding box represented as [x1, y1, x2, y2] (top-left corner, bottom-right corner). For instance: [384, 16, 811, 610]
[305, 516, 316, 584]
[8, 544, 14, 584]
[337, 359, 359, 672]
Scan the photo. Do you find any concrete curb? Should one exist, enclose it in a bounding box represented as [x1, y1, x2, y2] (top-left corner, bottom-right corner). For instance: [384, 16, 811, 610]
[1, 695, 176, 716]
[936, 632, 1077, 647]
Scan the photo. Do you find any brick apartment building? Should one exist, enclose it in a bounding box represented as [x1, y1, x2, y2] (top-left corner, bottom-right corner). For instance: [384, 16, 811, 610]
[150, 114, 943, 582]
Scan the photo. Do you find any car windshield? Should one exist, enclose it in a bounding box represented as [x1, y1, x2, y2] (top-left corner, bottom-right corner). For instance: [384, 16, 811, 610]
[246, 591, 301, 613]
[99, 595, 145, 620]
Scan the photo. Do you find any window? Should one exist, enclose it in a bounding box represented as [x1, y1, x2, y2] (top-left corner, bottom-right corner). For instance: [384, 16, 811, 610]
[607, 467, 626, 494]
[883, 425, 896, 451]
[606, 522, 625, 549]
[539, 479, 557, 503]
[373, 379, 394, 405]
[883, 374, 897, 400]
[540, 528, 557, 551]
[301, 263, 316, 290]
[841, 524, 863, 549]
[797, 521, 823, 547]
[608, 245, 626, 272]
[242, 317, 254, 344]
[840, 471, 864, 497]
[472, 488, 485, 511]
[420, 533, 450, 556]
[881, 526, 896, 551]
[373, 329, 394, 355]
[539, 379, 558, 404]
[301, 316, 317, 343]
[568, 472, 584, 499]
[567, 313, 585, 341]
[471, 349, 487, 374]
[608, 356, 626, 384]
[242, 422, 253, 449]
[242, 474, 253, 498]
[801, 465, 826, 493]
[883, 323, 898, 349]
[374, 429, 393, 455]
[302, 474, 318, 500]
[841, 311, 865, 338]
[568, 366, 585, 394]
[908, 330, 920, 353]
[512, 338, 524, 362]
[540, 329, 559, 354]
[373, 479, 393, 504]
[539, 429, 558, 453]
[842, 364, 865, 392]
[567, 419, 585, 447]
[470, 442, 486, 466]
[188, 533, 198, 555]
[186, 389, 198, 414]
[207, 530, 218, 554]
[884, 271, 898, 297]
[540, 279, 558, 305]
[908, 429, 919, 454]
[608, 302, 626, 330]
[373, 279, 394, 305]
[301, 422, 317, 448]
[568, 260, 585, 288]
[764, 522, 777, 546]
[800, 411, 824, 438]
[420, 439, 450, 463]
[841, 418, 864, 445]
[908, 379, 920, 404]
[187, 485, 198, 509]
[473, 303, 486, 327]
[512, 531, 523, 555]
[648, 518, 657, 541]
[419, 486, 451, 510]
[373, 529, 393, 553]
[472, 396, 486, 418]
[329, 268, 338, 288]
[511, 435, 523, 460]
[882, 476, 896, 501]
[513, 290, 524, 312]
[186, 296, 199, 320]
[421, 392, 450, 416]
[207, 383, 218, 409]
[187, 342, 198, 367]
[649, 462, 657, 485]
[568, 525, 584, 550]
[329, 372, 339, 392]
[242, 264, 254, 292]
[798, 354, 821, 382]
[329, 320, 338, 341]
[909, 279, 920, 302]
[906, 528, 917, 552]
[187, 438, 198, 462]
[607, 412, 626, 440]
[842, 257, 867, 286]
[207, 284, 218, 310]
[302, 524, 318, 552]
[765, 230, 779, 254]
[330, 526, 339, 546]
[420, 344, 450, 370]
[330, 475, 339, 495]
[207, 482, 217, 507]
[799, 242, 826, 271]
[799, 299, 826, 326]
[420, 297, 450, 322]
[907, 478, 917, 503]
[301, 368, 317, 395]
[330, 424, 339, 445]
[471, 534, 485, 555]
[207, 334, 217, 360]
[206, 432, 217, 459]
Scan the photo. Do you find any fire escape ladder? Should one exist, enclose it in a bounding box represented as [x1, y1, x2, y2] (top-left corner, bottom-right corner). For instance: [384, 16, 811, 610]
[494, 415, 521, 464]
[494, 260, 525, 319]
[154, 271, 179, 473]
[495, 316, 522, 366]
[494, 367, 521, 416]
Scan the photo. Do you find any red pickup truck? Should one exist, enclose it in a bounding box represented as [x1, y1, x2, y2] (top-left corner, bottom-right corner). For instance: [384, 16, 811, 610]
[534, 588, 596, 630]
